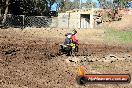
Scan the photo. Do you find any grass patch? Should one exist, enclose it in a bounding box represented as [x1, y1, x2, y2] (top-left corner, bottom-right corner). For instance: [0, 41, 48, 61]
[93, 65, 112, 68]
[105, 27, 132, 43]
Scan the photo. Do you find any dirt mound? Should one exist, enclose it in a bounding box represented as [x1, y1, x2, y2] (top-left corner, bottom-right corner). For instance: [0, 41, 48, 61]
[102, 14, 132, 30]
[0, 28, 132, 88]
[0, 41, 132, 88]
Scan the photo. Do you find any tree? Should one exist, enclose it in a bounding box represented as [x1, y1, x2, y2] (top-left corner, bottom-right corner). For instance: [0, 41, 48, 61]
[98, 0, 105, 8]
[63, 0, 74, 11]
[2, 0, 10, 25]
[0, 0, 2, 17]
[113, 0, 129, 8]
[60, 0, 98, 12]
[59, 0, 65, 12]
[98, 0, 112, 8]
[33, 0, 49, 15]
[81, 0, 97, 8]
[64, 0, 80, 11]
[8, 0, 50, 16]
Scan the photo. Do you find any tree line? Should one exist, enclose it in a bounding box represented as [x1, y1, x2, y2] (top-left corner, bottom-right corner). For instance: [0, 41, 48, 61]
[98, 0, 130, 8]
[1, 0, 52, 16]
[0, 0, 130, 16]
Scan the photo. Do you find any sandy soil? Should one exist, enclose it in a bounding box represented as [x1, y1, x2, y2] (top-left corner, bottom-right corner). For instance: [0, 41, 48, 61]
[101, 15, 132, 31]
[0, 28, 132, 88]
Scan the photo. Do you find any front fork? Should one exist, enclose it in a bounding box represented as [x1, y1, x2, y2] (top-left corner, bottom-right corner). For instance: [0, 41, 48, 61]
[72, 45, 78, 52]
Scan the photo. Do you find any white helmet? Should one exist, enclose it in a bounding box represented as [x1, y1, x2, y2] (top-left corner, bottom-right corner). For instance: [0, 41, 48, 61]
[67, 34, 71, 39]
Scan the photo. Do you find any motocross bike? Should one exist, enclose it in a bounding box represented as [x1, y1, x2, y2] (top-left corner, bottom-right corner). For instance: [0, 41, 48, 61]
[58, 43, 78, 56]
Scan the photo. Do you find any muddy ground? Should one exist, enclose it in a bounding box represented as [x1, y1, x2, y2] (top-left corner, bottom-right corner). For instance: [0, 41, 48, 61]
[0, 28, 132, 88]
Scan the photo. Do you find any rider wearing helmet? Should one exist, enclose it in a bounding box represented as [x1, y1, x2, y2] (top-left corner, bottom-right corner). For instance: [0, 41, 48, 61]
[64, 34, 72, 46]
[61, 29, 78, 55]
[71, 29, 78, 52]
[63, 34, 72, 55]
[71, 29, 78, 44]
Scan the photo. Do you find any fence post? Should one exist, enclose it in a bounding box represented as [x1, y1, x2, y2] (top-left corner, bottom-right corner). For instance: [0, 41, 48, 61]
[0, 9, 1, 17]
[22, 15, 25, 29]
[2, 0, 9, 25]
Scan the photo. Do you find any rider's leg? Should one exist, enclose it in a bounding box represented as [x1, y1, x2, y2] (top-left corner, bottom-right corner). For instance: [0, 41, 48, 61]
[75, 46, 79, 52]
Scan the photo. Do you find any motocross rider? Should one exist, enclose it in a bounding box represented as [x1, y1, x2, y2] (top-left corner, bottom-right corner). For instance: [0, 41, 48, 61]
[63, 34, 72, 55]
[71, 29, 79, 52]
[64, 34, 72, 46]
[71, 29, 78, 44]
[64, 29, 78, 52]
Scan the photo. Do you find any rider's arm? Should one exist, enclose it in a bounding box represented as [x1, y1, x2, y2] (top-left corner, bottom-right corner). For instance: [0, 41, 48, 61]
[72, 35, 78, 43]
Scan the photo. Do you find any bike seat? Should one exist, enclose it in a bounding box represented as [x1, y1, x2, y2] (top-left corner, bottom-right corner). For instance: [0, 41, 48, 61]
[60, 44, 67, 47]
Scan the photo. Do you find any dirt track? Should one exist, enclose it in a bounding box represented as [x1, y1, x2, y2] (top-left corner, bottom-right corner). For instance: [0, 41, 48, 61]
[0, 28, 132, 88]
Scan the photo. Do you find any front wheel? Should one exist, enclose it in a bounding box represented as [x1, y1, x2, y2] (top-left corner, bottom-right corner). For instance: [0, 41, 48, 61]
[75, 46, 79, 52]
[72, 46, 79, 56]
[76, 76, 87, 85]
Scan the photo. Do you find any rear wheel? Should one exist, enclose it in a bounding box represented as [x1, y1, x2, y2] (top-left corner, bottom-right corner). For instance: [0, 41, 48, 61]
[72, 46, 78, 56]
[75, 46, 79, 52]
[58, 49, 63, 55]
[76, 76, 87, 85]
[71, 49, 76, 56]
[58, 45, 64, 55]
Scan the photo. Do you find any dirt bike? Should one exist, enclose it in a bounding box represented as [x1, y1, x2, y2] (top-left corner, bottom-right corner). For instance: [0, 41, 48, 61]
[58, 43, 78, 56]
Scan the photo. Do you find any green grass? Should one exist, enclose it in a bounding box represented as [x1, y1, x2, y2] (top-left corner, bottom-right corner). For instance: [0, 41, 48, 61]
[93, 65, 112, 68]
[105, 28, 132, 43]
